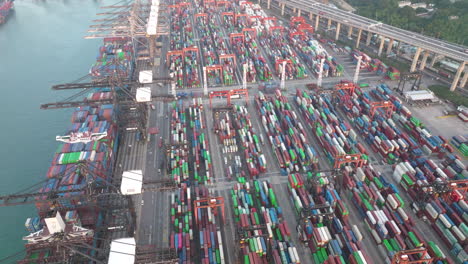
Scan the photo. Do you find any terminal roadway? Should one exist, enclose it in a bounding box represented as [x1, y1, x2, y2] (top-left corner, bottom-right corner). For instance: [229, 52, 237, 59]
[274, 0, 468, 62]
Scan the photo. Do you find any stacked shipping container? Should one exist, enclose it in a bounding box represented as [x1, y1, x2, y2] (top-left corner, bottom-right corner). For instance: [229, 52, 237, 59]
[232, 180, 300, 263]
[188, 99, 212, 183]
[254, 90, 318, 174]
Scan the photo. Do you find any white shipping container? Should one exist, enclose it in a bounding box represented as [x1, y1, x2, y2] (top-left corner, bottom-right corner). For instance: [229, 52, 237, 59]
[357, 251, 368, 264]
[352, 225, 363, 241]
[438, 214, 453, 229]
[371, 229, 382, 244]
[451, 226, 466, 243]
[397, 207, 408, 222]
[425, 203, 439, 220]
[356, 167, 366, 181]
[459, 200, 468, 213]
[288, 247, 296, 263]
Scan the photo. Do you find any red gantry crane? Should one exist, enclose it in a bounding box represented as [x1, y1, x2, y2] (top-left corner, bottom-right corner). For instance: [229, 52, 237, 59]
[391, 247, 433, 264]
[194, 197, 225, 223]
[333, 154, 366, 169]
[370, 101, 395, 119]
[209, 89, 249, 108]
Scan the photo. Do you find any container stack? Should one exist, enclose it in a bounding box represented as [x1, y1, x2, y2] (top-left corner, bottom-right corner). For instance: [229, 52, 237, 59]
[377, 63, 389, 76]
[195, 15, 228, 86]
[233, 105, 267, 177]
[213, 111, 237, 152]
[189, 98, 212, 184]
[25, 217, 43, 233]
[170, 101, 190, 184]
[170, 183, 194, 263]
[351, 50, 371, 69]
[254, 90, 318, 174]
[287, 173, 371, 263]
[288, 35, 343, 78]
[368, 59, 381, 72]
[37, 102, 118, 213]
[232, 5, 272, 82]
[194, 185, 226, 264]
[294, 90, 362, 166]
[451, 135, 468, 157]
[169, 4, 194, 88]
[261, 30, 307, 80]
[184, 48, 201, 88]
[338, 89, 409, 164]
[343, 165, 446, 263]
[90, 38, 134, 79]
[232, 180, 300, 263]
[387, 67, 400, 80]
[375, 84, 452, 156]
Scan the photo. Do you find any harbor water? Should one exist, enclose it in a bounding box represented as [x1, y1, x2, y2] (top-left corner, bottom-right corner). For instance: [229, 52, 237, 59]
[0, 0, 114, 260]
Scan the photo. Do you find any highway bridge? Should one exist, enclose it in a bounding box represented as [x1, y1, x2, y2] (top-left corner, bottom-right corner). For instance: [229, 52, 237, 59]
[262, 0, 468, 91]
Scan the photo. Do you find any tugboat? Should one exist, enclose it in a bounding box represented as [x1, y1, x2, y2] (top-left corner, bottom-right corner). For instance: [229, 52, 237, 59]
[0, 0, 13, 24]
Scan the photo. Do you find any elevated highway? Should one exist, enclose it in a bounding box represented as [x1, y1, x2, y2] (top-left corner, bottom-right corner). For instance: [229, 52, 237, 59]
[263, 0, 468, 91]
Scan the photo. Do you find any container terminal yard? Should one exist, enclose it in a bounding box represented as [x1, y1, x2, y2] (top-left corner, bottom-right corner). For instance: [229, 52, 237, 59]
[0, 0, 468, 263]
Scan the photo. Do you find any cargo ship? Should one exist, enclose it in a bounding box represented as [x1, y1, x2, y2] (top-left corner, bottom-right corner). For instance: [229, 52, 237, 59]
[19, 37, 134, 263]
[0, 0, 13, 24]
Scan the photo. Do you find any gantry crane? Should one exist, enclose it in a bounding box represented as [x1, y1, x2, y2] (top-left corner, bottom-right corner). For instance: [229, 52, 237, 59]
[289, 31, 306, 40]
[194, 196, 225, 223]
[194, 13, 209, 23]
[297, 202, 335, 243]
[335, 81, 358, 95]
[391, 247, 433, 264]
[333, 153, 366, 169]
[236, 224, 272, 262]
[290, 16, 306, 27]
[416, 179, 468, 207]
[230, 32, 245, 44]
[234, 13, 248, 24]
[219, 54, 237, 66]
[242, 28, 256, 39]
[209, 89, 249, 108]
[370, 101, 395, 119]
[0, 160, 177, 263]
[275, 59, 293, 74]
[306, 168, 344, 194]
[40, 65, 175, 141]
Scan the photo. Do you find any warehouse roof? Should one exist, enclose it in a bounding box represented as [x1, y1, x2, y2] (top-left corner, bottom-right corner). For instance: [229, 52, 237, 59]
[404, 90, 436, 101]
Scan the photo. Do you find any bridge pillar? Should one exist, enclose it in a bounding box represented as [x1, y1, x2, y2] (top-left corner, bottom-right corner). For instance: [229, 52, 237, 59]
[267, 0, 270, 9]
[293, 7, 296, 14]
[355, 28, 362, 48]
[419, 51, 430, 70]
[430, 54, 444, 67]
[378, 36, 385, 56]
[366, 32, 372, 46]
[315, 15, 320, 31]
[327, 18, 332, 30]
[395, 41, 403, 55]
[347, 26, 353, 38]
[410, 47, 422, 72]
[281, 4, 285, 15]
[335, 23, 341, 41]
[450, 61, 466, 91]
[309, 12, 313, 20]
[298, 9, 302, 17]
[386, 39, 394, 54]
[460, 69, 468, 88]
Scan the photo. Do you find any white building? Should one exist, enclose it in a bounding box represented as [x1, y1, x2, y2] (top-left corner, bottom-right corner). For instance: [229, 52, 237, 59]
[398, 1, 411, 7]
